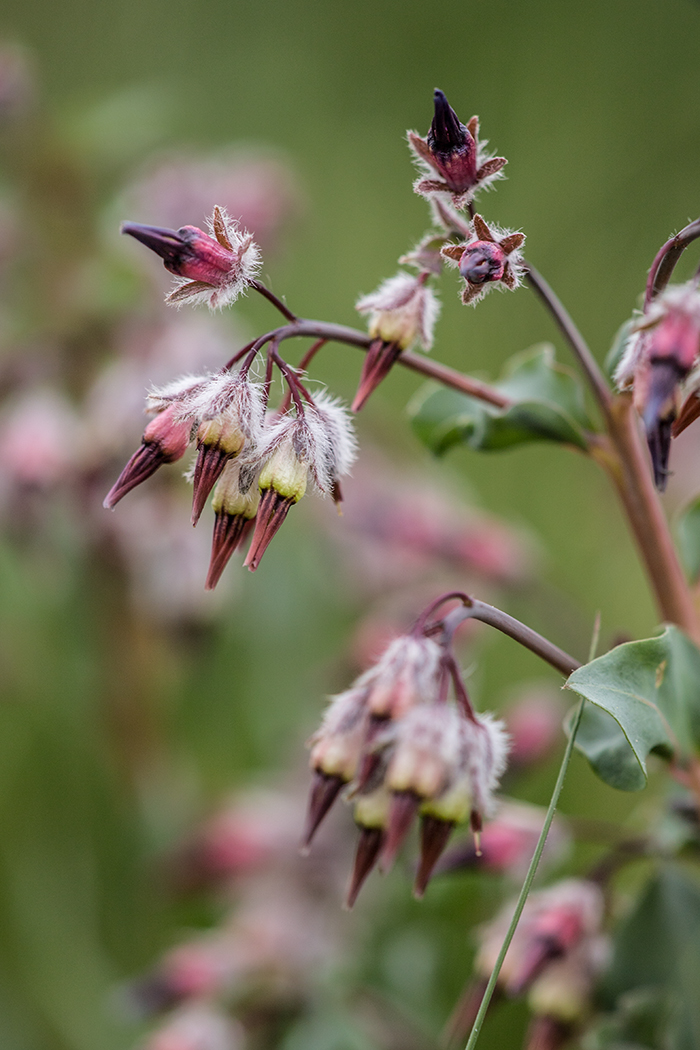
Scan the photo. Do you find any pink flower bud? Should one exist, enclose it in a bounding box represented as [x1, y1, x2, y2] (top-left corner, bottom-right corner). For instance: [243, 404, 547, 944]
[408, 90, 507, 207]
[122, 206, 261, 310]
[144, 1004, 244, 1050]
[442, 215, 525, 306]
[616, 284, 700, 489]
[475, 879, 605, 999]
[505, 689, 563, 767]
[103, 403, 192, 509]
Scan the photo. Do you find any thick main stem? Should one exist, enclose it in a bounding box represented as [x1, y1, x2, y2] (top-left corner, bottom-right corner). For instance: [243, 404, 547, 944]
[599, 396, 700, 641]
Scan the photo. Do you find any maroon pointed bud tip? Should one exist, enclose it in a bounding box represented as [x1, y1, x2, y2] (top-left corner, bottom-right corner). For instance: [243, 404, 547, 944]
[380, 791, 420, 872]
[103, 443, 164, 509]
[191, 446, 231, 525]
[205, 513, 254, 590]
[243, 489, 294, 572]
[344, 827, 384, 909]
[673, 392, 700, 437]
[524, 1017, 573, 1050]
[459, 242, 507, 285]
[351, 341, 401, 412]
[642, 361, 680, 491]
[428, 89, 468, 155]
[302, 771, 345, 850]
[121, 221, 190, 270]
[414, 815, 455, 898]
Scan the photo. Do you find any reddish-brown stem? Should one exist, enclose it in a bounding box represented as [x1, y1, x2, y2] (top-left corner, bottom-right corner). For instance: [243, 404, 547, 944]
[445, 652, 478, 723]
[249, 279, 298, 322]
[644, 218, 700, 308]
[440, 596, 581, 677]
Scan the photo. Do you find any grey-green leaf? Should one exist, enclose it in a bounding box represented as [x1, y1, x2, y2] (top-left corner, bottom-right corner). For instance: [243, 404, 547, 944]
[570, 703, 649, 791]
[409, 344, 592, 455]
[565, 626, 700, 789]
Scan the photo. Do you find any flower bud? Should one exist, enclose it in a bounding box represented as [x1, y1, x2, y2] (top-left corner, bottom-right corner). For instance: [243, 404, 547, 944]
[244, 399, 356, 571]
[353, 273, 440, 410]
[103, 403, 192, 509]
[442, 215, 525, 306]
[190, 372, 264, 524]
[345, 785, 391, 909]
[616, 284, 700, 489]
[303, 687, 370, 848]
[475, 879, 605, 998]
[362, 634, 444, 720]
[205, 462, 259, 589]
[408, 90, 507, 206]
[122, 206, 261, 310]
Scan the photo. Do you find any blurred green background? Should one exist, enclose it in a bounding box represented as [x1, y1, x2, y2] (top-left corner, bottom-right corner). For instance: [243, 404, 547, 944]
[0, 0, 699, 1047]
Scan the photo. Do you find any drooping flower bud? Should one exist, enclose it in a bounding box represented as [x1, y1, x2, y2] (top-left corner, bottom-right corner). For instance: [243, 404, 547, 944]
[361, 634, 444, 721]
[354, 272, 440, 410]
[615, 283, 700, 490]
[408, 90, 507, 206]
[303, 686, 370, 848]
[189, 372, 264, 524]
[475, 879, 605, 998]
[346, 785, 391, 909]
[442, 214, 525, 306]
[122, 206, 262, 310]
[205, 462, 260, 589]
[103, 403, 192, 509]
[244, 397, 356, 571]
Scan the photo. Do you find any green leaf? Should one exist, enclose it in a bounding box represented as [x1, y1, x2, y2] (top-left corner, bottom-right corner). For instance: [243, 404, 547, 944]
[602, 866, 700, 1050]
[409, 344, 592, 455]
[569, 703, 649, 791]
[565, 626, 700, 790]
[676, 497, 700, 583]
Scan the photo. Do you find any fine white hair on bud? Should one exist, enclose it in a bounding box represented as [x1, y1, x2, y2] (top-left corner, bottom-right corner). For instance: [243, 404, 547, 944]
[255, 396, 357, 499]
[146, 373, 212, 414]
[464, 711, 510, 818]
[167, 207, 263, 311]
[305, 391, 358, 492]
[614, 329, 647, 391]
[383, 704, 468, 800]
[356, 272, 440, 351]
[309, 686, 370, 783]
[357, 634, 444, 720]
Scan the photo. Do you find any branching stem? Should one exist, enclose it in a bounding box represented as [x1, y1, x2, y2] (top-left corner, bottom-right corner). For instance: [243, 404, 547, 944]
[645, 218, 700, 308]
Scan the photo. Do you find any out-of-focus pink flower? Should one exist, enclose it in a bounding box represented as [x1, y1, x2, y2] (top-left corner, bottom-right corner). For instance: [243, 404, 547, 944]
[0, 387, 84, 490]
[475, 879, 605, 999]
[0, 42, 36, 123]
[435, 800, 570, 881]
[504, 688, 563, 768]
[117, 148, 302, 255]
[144, 1005, 245, 1050]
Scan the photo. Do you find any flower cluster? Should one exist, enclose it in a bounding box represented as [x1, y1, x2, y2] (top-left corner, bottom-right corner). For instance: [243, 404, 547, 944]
[352, 89, 525, 409]
[303, 603, 509, 907]
[104, 362, 356, 584]
[615, 282, 700, 489]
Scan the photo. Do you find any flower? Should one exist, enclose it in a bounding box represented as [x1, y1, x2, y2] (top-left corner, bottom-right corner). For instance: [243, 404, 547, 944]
[442, 214, 525, 305]
[407, 89, 506, 207]
[353, 271, 440, 410]
[243, 394, 356, 571]
[122, 206, 261, 309]
[103, 402, 193, 509]
[189, 371, 265, 524]
[205, 461, 260, 589]
[615, 283, 700, 490]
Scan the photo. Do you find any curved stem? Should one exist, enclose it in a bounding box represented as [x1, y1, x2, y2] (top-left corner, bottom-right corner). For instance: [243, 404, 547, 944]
[524, 262, 612, 420]
[249, 279, 298, 322]
[464, 697, 587, 1050]
[645, 218, 700, 308]
[441, 597, 581, 676]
